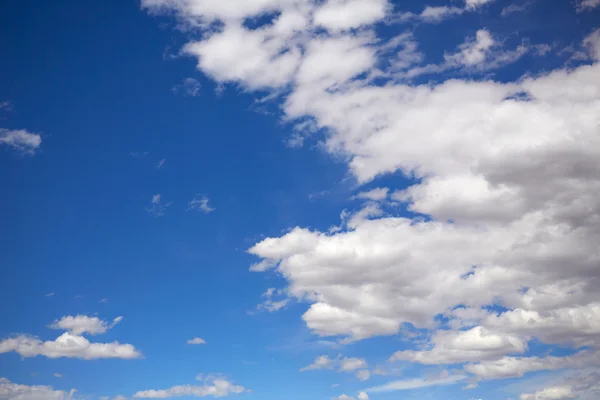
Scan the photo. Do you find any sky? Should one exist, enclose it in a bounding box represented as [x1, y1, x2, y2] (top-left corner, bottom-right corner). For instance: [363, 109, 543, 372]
[1, 0, 600, 399]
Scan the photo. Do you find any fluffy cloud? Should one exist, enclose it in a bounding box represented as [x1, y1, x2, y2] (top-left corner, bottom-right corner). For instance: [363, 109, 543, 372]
[390, 326, 527, 364]
[464, 351, 600, 379]
[0, 315, 141, 360]
[0, 128, 42, 154]
[143, 0, 600, 390]
[300, 355, 335, 371]
[0, 332, 141, 360]
[520, 386, 575, 400]
[49, 315, 122, 336]
[133, 377, 247, 398]
[313, 0, 388, 31]
[187, 337, 207, 345]
[0, 378, 76, 400]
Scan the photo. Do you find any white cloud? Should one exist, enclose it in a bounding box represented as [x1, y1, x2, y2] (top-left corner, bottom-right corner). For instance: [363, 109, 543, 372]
[366, 374, 466, 392]
[313, 0, 388, 31]
[0, 378, 76, 400]
[332, 393, 369, 400]
[1, 316, 140, 360]
[355, 370, 371, 381]
[49, 315, 122, 336]
[173, 78, 201, 97]
[187, 196, 215, 213]
[465, 0, 495, 10]
[390, 326, 527, 364]
[577, 0, 600, 11]
[300, 355, 335, 371]
[352, 188, 389, 201]
[0, 332, 141, 360]
[157, 159, 166, 169]
[520, 386, 575, 400]
[464, 351, 600, 379]
[45, 292, 55, 297]
[0, 129, 42, 154]
[53, 373, 62, 378]
[420, 6, 464, 23]
[255, 288, 289, 312]
[301, 355, 369, 380]
[483, 303, 600, 347]
[144, 0, 600, 390]
[133, 377, 247, 398]
[147, 194, 172, 217]
[339, 357, 367, 371]
[187, 337, 207, 345]
[583, 29, 600, 61]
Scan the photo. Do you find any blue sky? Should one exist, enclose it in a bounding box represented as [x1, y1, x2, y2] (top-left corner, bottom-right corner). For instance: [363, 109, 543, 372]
[1, 1, 600, 400]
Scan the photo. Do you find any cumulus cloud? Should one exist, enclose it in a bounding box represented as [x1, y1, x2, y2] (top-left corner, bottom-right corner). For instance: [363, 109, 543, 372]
[520, 386, 575, 400]
[390, 326, 527, 364]
[0, 378, 76, 400]
[464, 351, 600, 380]
[143, 0, 600, 390]
[0, 128, 42, 154]
[133, 377, 247, 398]
[0, 316, 141, 360]
[187, 337, 207, 345]
[49, 315, 122, 336]
[313, 0, 388, 31]
[0, 332, 140, 360]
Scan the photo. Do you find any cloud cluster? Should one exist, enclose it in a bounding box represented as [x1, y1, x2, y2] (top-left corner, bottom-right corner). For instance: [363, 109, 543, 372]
[143, 0, 600, 392]
[133, 377, 247, 398]
[0, 378, 76, 400]
[0, 315, 141, 360]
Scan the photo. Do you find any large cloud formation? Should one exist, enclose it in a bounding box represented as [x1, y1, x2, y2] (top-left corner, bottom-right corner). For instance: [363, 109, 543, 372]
[142, 0, 600, 393]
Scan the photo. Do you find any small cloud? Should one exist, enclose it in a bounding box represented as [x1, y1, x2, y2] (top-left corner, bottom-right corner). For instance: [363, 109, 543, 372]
[74, 295, 84, 300]
[187, 337, 207, 345]
[0, 101, 12, 111]
[173, 77, 201, 97]
[577, 0, 600, 11]
[129, 151, 149, 158]
[157, 158, 166, 169]
[254, 287, 289, 313]
[147, 194, 173, 217]
[99, 298, 109, 303]
[53, 373, 62, 378]
[356, 370, 371, 381]
[352, 188, 389, 202]
[45, 292, 55, 297]
[187, 195, 215, 214]
[0, 128, 42, 154]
